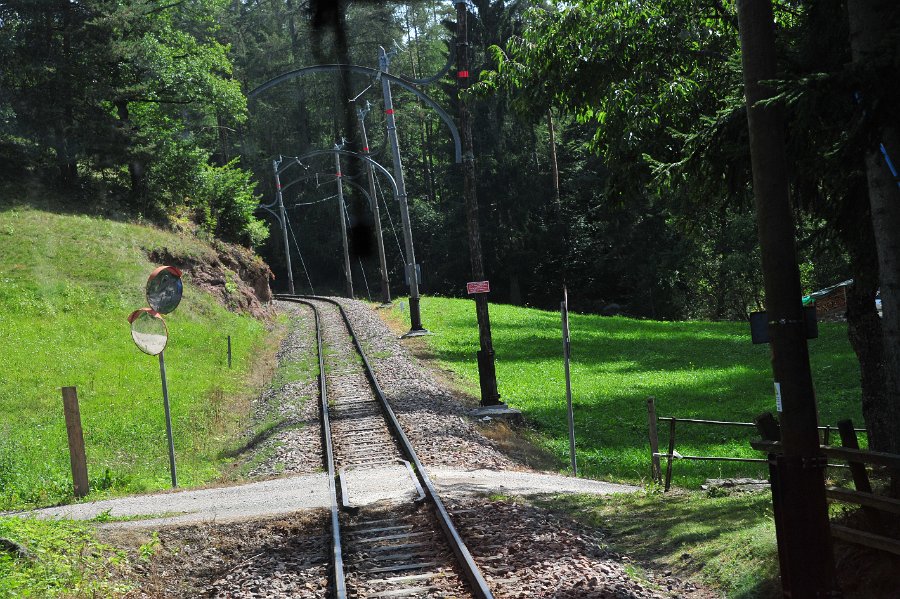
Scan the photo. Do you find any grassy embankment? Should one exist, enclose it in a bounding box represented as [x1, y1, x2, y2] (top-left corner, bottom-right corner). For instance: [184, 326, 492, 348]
[0, 198, 287, 595]
[386, 295, 864, 598]
[0, 205, 274, 510]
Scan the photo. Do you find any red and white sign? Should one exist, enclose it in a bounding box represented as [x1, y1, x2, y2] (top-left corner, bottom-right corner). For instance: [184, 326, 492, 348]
[466, 280, 490, 295]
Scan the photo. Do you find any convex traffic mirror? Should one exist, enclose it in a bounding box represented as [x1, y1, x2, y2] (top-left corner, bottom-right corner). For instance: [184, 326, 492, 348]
[128, 308, 168, 356]
[146, 266, 183, 314]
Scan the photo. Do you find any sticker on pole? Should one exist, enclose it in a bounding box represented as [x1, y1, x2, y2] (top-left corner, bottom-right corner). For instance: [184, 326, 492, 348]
[774, 382, 783, 413]
[467, 280, 490, 295]
[128, 308, 168, 355]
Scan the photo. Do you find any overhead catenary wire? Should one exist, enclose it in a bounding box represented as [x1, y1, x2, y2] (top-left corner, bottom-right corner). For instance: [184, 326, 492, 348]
[373, 170, 406, 264]
[342, 199, 372, 301]
[285, 216, 315, 295]
[293, 193, 339, 208]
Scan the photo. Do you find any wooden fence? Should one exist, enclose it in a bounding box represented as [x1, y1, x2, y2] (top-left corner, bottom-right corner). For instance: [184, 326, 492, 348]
[752, 418, 900, 557]
[647, 397, 864, 491]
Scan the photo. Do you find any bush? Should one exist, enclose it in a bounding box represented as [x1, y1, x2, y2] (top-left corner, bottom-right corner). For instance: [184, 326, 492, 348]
[200, 159, 269, 248]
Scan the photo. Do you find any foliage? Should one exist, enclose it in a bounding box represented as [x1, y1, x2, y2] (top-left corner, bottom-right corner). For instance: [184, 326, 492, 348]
[0, 203, 272, 511]
[0, 0, 267, 247]
[0, 516, 131, 597]
[390, 296, 862, 487]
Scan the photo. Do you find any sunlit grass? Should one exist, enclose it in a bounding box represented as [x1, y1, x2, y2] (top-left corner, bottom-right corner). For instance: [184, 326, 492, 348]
[0, 516, 132, 597]
[0, 206, 270, 510]
[391, 296, 862, 487]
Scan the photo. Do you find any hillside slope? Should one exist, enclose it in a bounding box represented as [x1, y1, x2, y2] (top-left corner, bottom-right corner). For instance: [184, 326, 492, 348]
[0, 202, 275, 510]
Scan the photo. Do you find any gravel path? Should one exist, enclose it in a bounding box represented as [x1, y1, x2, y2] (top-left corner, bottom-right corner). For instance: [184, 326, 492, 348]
[19, 469, 635, 527]
[24, 474, 329, 527]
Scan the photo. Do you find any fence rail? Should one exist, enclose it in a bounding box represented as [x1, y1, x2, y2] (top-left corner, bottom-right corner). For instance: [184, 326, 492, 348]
[649, 397, 865, 491]
[754, 418, 900, 557]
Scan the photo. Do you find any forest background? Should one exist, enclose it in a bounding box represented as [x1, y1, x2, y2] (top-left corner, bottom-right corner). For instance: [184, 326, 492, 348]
[2, 0, 898, 447]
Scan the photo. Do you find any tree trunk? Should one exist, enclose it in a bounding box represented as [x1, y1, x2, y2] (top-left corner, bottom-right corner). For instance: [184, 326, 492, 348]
[834, 175, 892, 455]
[547, 109, 560, 205]
[846, 0, 900, 457]
[116, 100, 146, 202]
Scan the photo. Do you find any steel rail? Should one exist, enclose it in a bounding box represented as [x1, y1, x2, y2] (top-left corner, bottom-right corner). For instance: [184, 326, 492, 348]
[289, 298, 347, 599]
[276, 294, 494, 599]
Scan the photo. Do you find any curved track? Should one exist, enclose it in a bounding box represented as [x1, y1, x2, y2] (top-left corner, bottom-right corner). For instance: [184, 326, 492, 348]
[277, 295, 493, 599]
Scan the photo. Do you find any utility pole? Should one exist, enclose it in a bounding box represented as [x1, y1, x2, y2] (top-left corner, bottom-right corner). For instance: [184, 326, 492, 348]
[334, 147, 354, 298]
[273, 158, 296, 295]
[359, 102, 392, 304]
[736, 1, 837, 596]
[380, 46, 426, 334]
[455, 1, 502, 406]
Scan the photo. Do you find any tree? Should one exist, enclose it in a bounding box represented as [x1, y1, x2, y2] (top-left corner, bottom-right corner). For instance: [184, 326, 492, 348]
[0, 0, 267, 246]
[845, 0, 900, 457]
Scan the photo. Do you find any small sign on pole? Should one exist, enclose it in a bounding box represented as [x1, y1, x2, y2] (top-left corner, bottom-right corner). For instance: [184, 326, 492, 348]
[467, 280, 490, 295]
[561, 287, 577, 476]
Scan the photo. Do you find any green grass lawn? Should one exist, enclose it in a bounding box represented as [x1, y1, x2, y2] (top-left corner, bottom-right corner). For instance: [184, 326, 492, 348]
[391, 296, 862, 487]
[0, 203, 271, 510]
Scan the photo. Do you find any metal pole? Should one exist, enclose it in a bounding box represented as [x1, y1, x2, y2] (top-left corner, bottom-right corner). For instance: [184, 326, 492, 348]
[227, 335, 232, 368]
[334, 149, 354, 298]
[455, 2, 501, 405]
[380, 46, 425, 333]
[561, 289, 577, 476]
[359, 103, 392, 305]
[273, 159, 295, 295]
[159, 351, 177, 488]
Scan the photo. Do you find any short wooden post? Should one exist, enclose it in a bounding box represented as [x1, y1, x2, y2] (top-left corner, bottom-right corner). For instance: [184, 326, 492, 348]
[664, 418, 677, 492]
[61, 387, 89, 498]
[838, 419, 872, 493]
[647, 397, 662, 483]
[822, 425, 831, 446]
[227, 335, 232, 369]
[837, 419, 879, 525]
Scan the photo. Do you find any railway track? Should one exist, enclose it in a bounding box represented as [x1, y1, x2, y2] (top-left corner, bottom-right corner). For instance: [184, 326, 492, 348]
[276, 295, 494, 599]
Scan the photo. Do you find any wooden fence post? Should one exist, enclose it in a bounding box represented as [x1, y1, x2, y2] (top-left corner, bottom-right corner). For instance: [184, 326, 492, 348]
[838, 419, 879, 525]
[647, 397, 662, 484]
[664, 418, 677, 492]
[61, 387, 89, 498]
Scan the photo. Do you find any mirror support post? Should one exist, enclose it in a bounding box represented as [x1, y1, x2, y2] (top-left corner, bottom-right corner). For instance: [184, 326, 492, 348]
[159, 351, 177, 488]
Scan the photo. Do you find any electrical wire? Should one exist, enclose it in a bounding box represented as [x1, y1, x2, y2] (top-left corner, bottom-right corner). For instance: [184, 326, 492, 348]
[293, 194, 338, 208]
[374, 172, 406, 264]
[285, 216, 315, 294]
[342, 199, 372, 301]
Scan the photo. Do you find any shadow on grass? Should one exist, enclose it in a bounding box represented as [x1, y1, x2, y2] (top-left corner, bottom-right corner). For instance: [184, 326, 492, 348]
[219, 418, 292, 459]
[539, 491, 782, 599]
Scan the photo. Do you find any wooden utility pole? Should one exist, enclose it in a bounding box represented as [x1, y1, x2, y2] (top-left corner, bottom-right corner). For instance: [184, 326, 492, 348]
[456, 0, 501, 406]
[735, 1, 837, 596]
